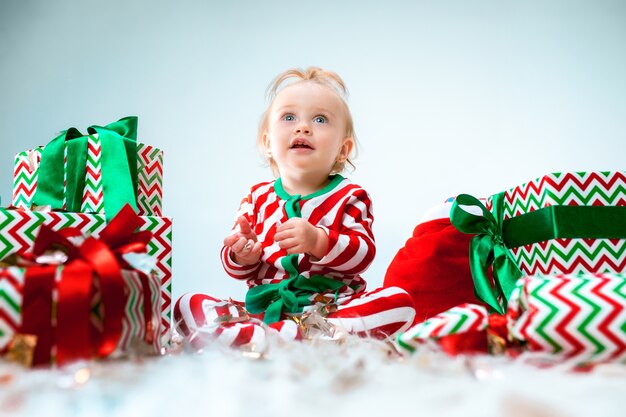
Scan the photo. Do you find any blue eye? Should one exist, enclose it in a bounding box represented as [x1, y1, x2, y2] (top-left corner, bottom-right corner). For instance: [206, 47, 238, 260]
[314, 115, 327, 123]
[283, 114, 295, 121]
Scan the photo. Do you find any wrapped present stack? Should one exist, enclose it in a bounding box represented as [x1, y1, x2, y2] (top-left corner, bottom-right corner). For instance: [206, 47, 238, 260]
[398, 171, 626, 362]
[0, 116, 173, 366]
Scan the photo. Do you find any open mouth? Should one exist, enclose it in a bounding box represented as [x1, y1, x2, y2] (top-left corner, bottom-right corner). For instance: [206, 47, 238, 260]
[290, 139, 314, 150]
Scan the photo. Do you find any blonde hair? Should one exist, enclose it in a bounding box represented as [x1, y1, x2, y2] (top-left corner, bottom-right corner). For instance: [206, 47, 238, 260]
[258, 67, 357, 176]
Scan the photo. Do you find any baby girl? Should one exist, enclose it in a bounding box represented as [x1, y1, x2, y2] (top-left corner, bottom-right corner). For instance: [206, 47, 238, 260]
[175, 67, 415, 348]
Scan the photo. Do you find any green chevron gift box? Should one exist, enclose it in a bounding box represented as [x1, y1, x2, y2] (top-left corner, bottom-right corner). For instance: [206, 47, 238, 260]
[0, 206, 173, 353]
[397, 273, 626, 362]
[12, 116, 163, 218]
[451, 171, 626, 314]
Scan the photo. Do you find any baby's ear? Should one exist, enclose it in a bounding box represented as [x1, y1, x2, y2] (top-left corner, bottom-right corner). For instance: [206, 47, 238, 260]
[262, 131, 271, 149]
[340, 136, 354, 159]
[262, 132, 274, 159]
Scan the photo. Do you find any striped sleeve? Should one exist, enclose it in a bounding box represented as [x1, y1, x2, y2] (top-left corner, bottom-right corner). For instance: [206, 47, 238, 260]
[220, 192, 261, 280]
[310, 188, 376, 274]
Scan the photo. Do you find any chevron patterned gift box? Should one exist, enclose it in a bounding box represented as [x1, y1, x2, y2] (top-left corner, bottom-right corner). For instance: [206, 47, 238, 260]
[0, 266, 163, 365]
[0, 207, 172, 345]
[450, 171, 626, 315]
[508, 273, 626, 361]
[397, 273, 626, 362]
[12, 117, 163, 217]
[489, 171, 626, 276]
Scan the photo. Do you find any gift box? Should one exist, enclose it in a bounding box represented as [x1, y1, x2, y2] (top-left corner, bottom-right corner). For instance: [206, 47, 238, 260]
[0, 205, 167, 366]
[0, 266, 162, 366]
[451, 171, 626, 313]
[397, 273, 626, 363]
[492, 171, 626, 276]
[12, 116, 163, 218]
[0, 206, 172, 345]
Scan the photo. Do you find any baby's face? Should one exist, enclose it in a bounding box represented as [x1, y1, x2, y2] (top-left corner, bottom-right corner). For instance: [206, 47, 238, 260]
[264, 81, 352, 180]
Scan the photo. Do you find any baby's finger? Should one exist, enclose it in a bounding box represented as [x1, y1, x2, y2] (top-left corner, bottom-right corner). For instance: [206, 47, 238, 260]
[231, 236, 248, 253]
[250, 241, 263, 256]
[286, 245, 304, 255]
[224, 233, 242, 247]
[238, 217, 253, 235]
[241, 239, 255, 253]
[277, 237, 298, 250]
[275, 221, 295, 234]
[282, 245, 300, 254]
[274, 229, 295, 242]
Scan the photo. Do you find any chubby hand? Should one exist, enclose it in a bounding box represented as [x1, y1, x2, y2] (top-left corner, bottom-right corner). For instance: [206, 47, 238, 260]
[223, 216, 263, 265]
[274, 218, 328, 259]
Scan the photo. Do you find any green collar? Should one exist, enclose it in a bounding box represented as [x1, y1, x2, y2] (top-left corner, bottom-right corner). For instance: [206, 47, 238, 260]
[274, 175, 344, 201]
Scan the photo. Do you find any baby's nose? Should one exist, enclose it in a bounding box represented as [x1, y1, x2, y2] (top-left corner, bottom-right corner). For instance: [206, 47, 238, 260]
[294, 123, 311, 134]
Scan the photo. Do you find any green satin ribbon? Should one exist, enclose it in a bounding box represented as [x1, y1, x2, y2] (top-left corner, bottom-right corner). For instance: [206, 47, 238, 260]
[32, 127, 85, 211]
[451, 192, 626, 314]
[89, 117, 138, 219]
[503, 205, 626, 247]
[32, 117, 138, 221]
[245, 175, 346, 324]
[245, 261, 345, 324]
[450, 193, 523, 314]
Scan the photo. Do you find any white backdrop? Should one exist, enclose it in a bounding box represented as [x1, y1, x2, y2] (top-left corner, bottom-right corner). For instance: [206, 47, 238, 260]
[1, 0, 625, 303]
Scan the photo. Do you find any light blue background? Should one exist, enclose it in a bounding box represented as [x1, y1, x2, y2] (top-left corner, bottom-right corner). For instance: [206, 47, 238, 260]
[1, 0, 625, 302]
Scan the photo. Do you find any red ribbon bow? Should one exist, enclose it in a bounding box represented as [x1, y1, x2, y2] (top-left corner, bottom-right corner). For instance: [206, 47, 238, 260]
[17, 204, 154, 366]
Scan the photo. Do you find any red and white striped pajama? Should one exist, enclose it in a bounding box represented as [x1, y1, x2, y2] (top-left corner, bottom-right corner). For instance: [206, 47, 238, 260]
[175, 175, 415, 348]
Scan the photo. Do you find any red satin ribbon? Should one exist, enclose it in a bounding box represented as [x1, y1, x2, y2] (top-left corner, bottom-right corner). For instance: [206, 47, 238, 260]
[78, 236, 126, 357]
[18, 204, 153, 365]
[56, 260, 92, 364]
[439, 330, 489, 355]
[21, 266, 56, 366]
[487, 313, 508, 342]
[437, 314, 510, 356]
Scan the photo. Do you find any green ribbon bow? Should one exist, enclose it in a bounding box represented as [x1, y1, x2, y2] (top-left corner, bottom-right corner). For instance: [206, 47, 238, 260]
[245, 269, 346, 325]
[32, 117, 138, 221]
[450, 193, 523, 314]
[245, 175, 347, 324]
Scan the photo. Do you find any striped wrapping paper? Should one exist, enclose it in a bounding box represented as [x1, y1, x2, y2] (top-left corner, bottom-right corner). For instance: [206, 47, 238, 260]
[398, 273, 626, 361]
[397, 303, 490, 353]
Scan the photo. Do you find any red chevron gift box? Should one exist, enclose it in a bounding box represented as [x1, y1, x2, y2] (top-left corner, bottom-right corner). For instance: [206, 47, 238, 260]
[450, 171, 626, 314]
[12, 116, 163, 218]
[0, 205, 172, 348]
[0, 205, 166, 366]
[397, 273, 626, 362]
